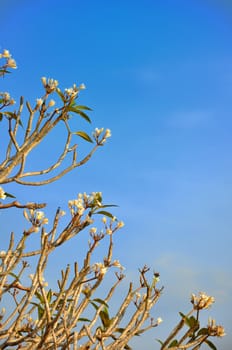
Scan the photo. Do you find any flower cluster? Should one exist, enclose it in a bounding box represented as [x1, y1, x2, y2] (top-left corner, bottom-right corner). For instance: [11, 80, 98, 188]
[92, 259, 125, 278]
[0, 187, 6, 200]
[101, 215, 125, 236]
[111, 259, 125, 270]
[68, 193, 86, 216]
[92, 262, 108, 276]
[207, 318, 226, 337]
[23, 209, 49, 231]
[0, 92, 15, 105]
[191, 292, 215, 310]
[41, 77, 59, 93]
[68, 192, 103, 217]
[0, 49, 17, 70]
[92, 128, 112, 144]
[64, 83, 85, 99]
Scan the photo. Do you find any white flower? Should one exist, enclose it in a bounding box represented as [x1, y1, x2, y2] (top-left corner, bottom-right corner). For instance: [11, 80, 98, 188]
[157, 317, 163, 325]
[0, 187, 6, 200]
[106, 229, 112, 235]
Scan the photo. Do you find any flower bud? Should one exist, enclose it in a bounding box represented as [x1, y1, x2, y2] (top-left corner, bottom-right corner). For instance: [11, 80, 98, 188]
[2, 49, 11, 58]
[41, 77, 47, 86]
[6, 58, 17, 69]
[36, 98, 43, 107]
[48, 99, 55, 107]
[79, 83, 86, 90]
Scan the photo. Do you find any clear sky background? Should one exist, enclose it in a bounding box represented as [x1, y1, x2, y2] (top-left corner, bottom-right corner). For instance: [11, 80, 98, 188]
[1, 1, 232, 349]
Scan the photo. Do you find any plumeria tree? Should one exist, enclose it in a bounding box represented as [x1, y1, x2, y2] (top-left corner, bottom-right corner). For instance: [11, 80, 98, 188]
[0, 50, 225, 350]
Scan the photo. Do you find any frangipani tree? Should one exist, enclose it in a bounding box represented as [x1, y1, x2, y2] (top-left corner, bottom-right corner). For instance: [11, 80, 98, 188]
[0, 50, 225, 350]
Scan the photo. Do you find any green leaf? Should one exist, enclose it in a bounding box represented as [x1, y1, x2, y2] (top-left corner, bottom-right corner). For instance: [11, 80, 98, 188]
[197, 327, 209, 336]
[73, 131, 93, 143]
[4, 192, 16, 199]
[99, 204, 118, 208]
[94, 210, 114, 219]
[99, 307, 111, 329]
[134, 330, 144, 336]
[0, 69, 11, 74]
[93, 298, 109, 308]
[188, 316, 199, 329]
[75, 105, 93, 111]
[30, 302, 45, 319]
[38, 305, 44, 320]
[179, 312, 198, 329]
[67, 106, 91, 123]
[115, 328, 125, 334]
[35, 291, 44, 304]
[47, 289, 52, 304]
[30, 302, 41, 308]
[90, 301, 99, 311]
[78, 317, 91, 322]
[168, 339, 178, 348]
[70, 100, 76, 107]
[205, 339, 217, 350]
[156, 339, 164, 346]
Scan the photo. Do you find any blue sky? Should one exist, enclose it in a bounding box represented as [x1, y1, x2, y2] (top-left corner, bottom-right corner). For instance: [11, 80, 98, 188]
[1, 0, 232, 349]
